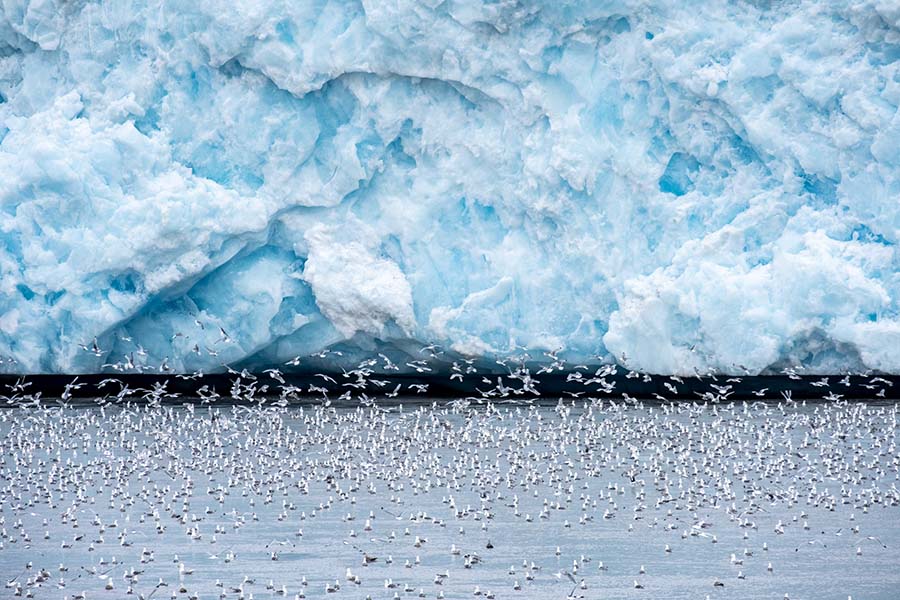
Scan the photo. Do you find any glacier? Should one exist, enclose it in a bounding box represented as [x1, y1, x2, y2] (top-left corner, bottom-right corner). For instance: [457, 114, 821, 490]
[1, 0, 900, 375]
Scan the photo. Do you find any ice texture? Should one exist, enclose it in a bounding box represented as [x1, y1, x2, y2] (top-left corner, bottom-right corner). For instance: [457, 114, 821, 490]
[1, 0, 899, 374]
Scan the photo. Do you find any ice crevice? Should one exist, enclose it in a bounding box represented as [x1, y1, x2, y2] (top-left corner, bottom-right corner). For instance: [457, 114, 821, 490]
[1, 0, 900, 375]
[214, 53, 508, 113]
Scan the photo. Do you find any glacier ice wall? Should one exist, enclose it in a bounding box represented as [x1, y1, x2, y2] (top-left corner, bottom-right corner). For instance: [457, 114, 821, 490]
[1, 0, 900, 374]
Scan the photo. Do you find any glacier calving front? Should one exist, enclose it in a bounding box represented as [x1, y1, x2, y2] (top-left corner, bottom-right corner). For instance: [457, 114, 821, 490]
[1, 0, 899, 374]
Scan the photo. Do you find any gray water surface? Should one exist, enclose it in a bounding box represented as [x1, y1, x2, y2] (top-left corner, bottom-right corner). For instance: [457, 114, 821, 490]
[1, 399, 898, 600]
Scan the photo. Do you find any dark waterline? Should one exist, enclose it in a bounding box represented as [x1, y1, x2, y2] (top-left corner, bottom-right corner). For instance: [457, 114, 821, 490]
[2, 371, 900, 404]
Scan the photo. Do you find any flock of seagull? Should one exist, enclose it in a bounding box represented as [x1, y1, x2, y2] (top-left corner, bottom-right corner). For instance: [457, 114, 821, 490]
[2, 340, 899, 407]
[0, 348, 899, 600]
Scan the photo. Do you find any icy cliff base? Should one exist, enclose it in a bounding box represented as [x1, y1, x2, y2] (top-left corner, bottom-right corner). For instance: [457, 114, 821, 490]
[1, 1, 900, 374]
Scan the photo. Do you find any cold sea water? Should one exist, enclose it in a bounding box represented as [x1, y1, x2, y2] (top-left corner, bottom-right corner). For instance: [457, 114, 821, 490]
[1, 398, 898, 600]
